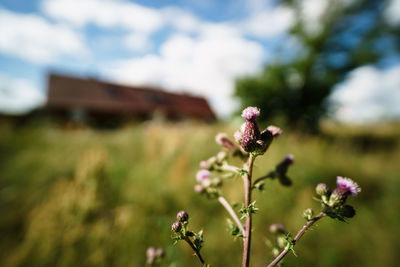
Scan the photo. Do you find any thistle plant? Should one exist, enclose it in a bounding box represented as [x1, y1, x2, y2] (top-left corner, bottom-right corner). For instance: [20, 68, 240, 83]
[171, 106, 361, 267]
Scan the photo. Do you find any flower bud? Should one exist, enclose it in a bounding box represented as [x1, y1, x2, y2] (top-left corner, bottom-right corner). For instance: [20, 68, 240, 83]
[146, 247, 156, 264]
[240, 107, 261, 152]
[199, 161, 208, 169]
[328, 187, 348, 207]
[177, 210, 189, 223]
[194, 184, 205, 194]
[315, 183, 329, 196]
[171, 221, 182, 233]
[156, 248, 165, 258]
[215, 133, 236, 151]
[269, 223, 286, 234]
[303, 208, 314, 221]
[196, 169, 210, 183]
[276, 155, 294, 175]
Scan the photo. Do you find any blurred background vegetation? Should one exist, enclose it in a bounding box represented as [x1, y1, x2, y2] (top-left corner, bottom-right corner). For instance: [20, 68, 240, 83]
[1, 120, 399, 266]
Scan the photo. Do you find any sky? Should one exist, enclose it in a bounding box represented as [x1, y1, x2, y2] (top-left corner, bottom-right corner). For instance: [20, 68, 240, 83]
[0, 0, 399, 122]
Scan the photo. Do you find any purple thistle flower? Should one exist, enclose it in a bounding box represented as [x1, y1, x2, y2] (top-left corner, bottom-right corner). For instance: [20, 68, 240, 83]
[336, 176, 361, 196]
[240, 107, 261, 152]
[241, 106, 260, 120]
[196, 169, 210, 183]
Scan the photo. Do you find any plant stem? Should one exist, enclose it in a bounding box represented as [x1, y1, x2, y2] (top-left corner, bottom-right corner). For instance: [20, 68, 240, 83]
[267, 212, 326, 267]
[218, 196, 246, 237]
[184, 236, 206, 266]
[242, 154, 256, 267]
[252, 171, 276, 190]
[218, 164, 240, 174]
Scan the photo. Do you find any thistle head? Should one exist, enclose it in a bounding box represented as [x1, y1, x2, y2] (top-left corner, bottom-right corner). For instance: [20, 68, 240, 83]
[196, 169, 210, 183]
[171, 221, 182, 233]
[177, 210, 189, 223]
[241, 106, 260, 120]
[240, 107, 261, 152]
[328, 177, 360, 207]
[336, 176, 361, 196]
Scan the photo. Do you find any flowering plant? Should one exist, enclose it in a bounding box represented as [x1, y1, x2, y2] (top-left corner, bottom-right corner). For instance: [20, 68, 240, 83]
[168, 107, 361, 267]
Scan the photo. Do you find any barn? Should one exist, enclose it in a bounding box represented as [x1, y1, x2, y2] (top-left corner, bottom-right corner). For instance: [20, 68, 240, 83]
[45, 73, 216, 125]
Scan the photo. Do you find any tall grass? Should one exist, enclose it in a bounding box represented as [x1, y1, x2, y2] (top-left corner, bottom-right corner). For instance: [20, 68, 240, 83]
[0, 121, 399, 266]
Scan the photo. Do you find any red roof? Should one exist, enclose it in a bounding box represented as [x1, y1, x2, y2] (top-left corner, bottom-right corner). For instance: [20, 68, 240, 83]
[46, 73, 216, 120]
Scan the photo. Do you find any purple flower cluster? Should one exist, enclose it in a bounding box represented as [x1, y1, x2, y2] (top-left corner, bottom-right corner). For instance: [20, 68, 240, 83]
[236, 107, 281, 154]
[336, 176, 361, 196]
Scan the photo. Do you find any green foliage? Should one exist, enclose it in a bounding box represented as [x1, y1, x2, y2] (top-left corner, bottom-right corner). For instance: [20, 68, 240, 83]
[239, 201, 259, 220]
[235, 0, 399, 130]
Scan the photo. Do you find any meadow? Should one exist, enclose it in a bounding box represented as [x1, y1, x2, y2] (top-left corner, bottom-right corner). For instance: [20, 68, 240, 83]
[0, 120, 399, 266]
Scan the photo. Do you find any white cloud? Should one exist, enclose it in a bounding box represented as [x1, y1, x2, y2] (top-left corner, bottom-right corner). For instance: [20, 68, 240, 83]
[330, 65, 400, 123]
[0, 8, 87, 64]
[385, 0, 400, 26]
[299, 0, 329, 36]
[102, 25, 264, 116]
[41, 0, 163, 34]
[123, 32, 154, 52]
[162, 7, 201, 33]
[0, 75, 45, 114]
[240, 6, 294, 38]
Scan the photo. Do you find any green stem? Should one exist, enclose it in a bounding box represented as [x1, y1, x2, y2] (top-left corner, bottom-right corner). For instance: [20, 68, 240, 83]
[242, 154, 256, 267]
[184, 237, 206, 266]
[267, 212, 326, 267]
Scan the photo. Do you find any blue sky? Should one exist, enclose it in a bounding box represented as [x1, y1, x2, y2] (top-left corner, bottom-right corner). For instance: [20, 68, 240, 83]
[0, 0, 399, 122]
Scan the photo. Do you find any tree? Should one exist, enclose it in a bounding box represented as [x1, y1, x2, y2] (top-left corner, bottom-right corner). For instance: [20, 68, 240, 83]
[235, 0, 399, 131]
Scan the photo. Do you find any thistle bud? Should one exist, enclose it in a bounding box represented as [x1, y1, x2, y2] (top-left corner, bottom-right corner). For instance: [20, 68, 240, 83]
[275, 155, 294, 186]
[240, 107, 261, 152]
[194, 184, 205, 194]
[303, 208, 314, 221]
[177, 210, 189, 223]
[269, 223, 286, 234]
[171, 221, 182, 233]
[329, 177, 361, 207]
[328, 187, 348, 207]
[276, 154, 294, 175]
[196, 169, 210, 183]
[146, 247, 156, 265]
[315, 183, 329, 196]
[215, 133, 236, 151]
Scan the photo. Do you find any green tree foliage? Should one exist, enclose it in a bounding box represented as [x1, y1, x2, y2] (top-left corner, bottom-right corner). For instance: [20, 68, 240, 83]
[235, 0, 400, 130]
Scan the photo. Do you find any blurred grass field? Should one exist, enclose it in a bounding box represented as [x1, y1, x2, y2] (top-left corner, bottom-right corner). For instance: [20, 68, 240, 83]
[0, 120, 399, 267]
